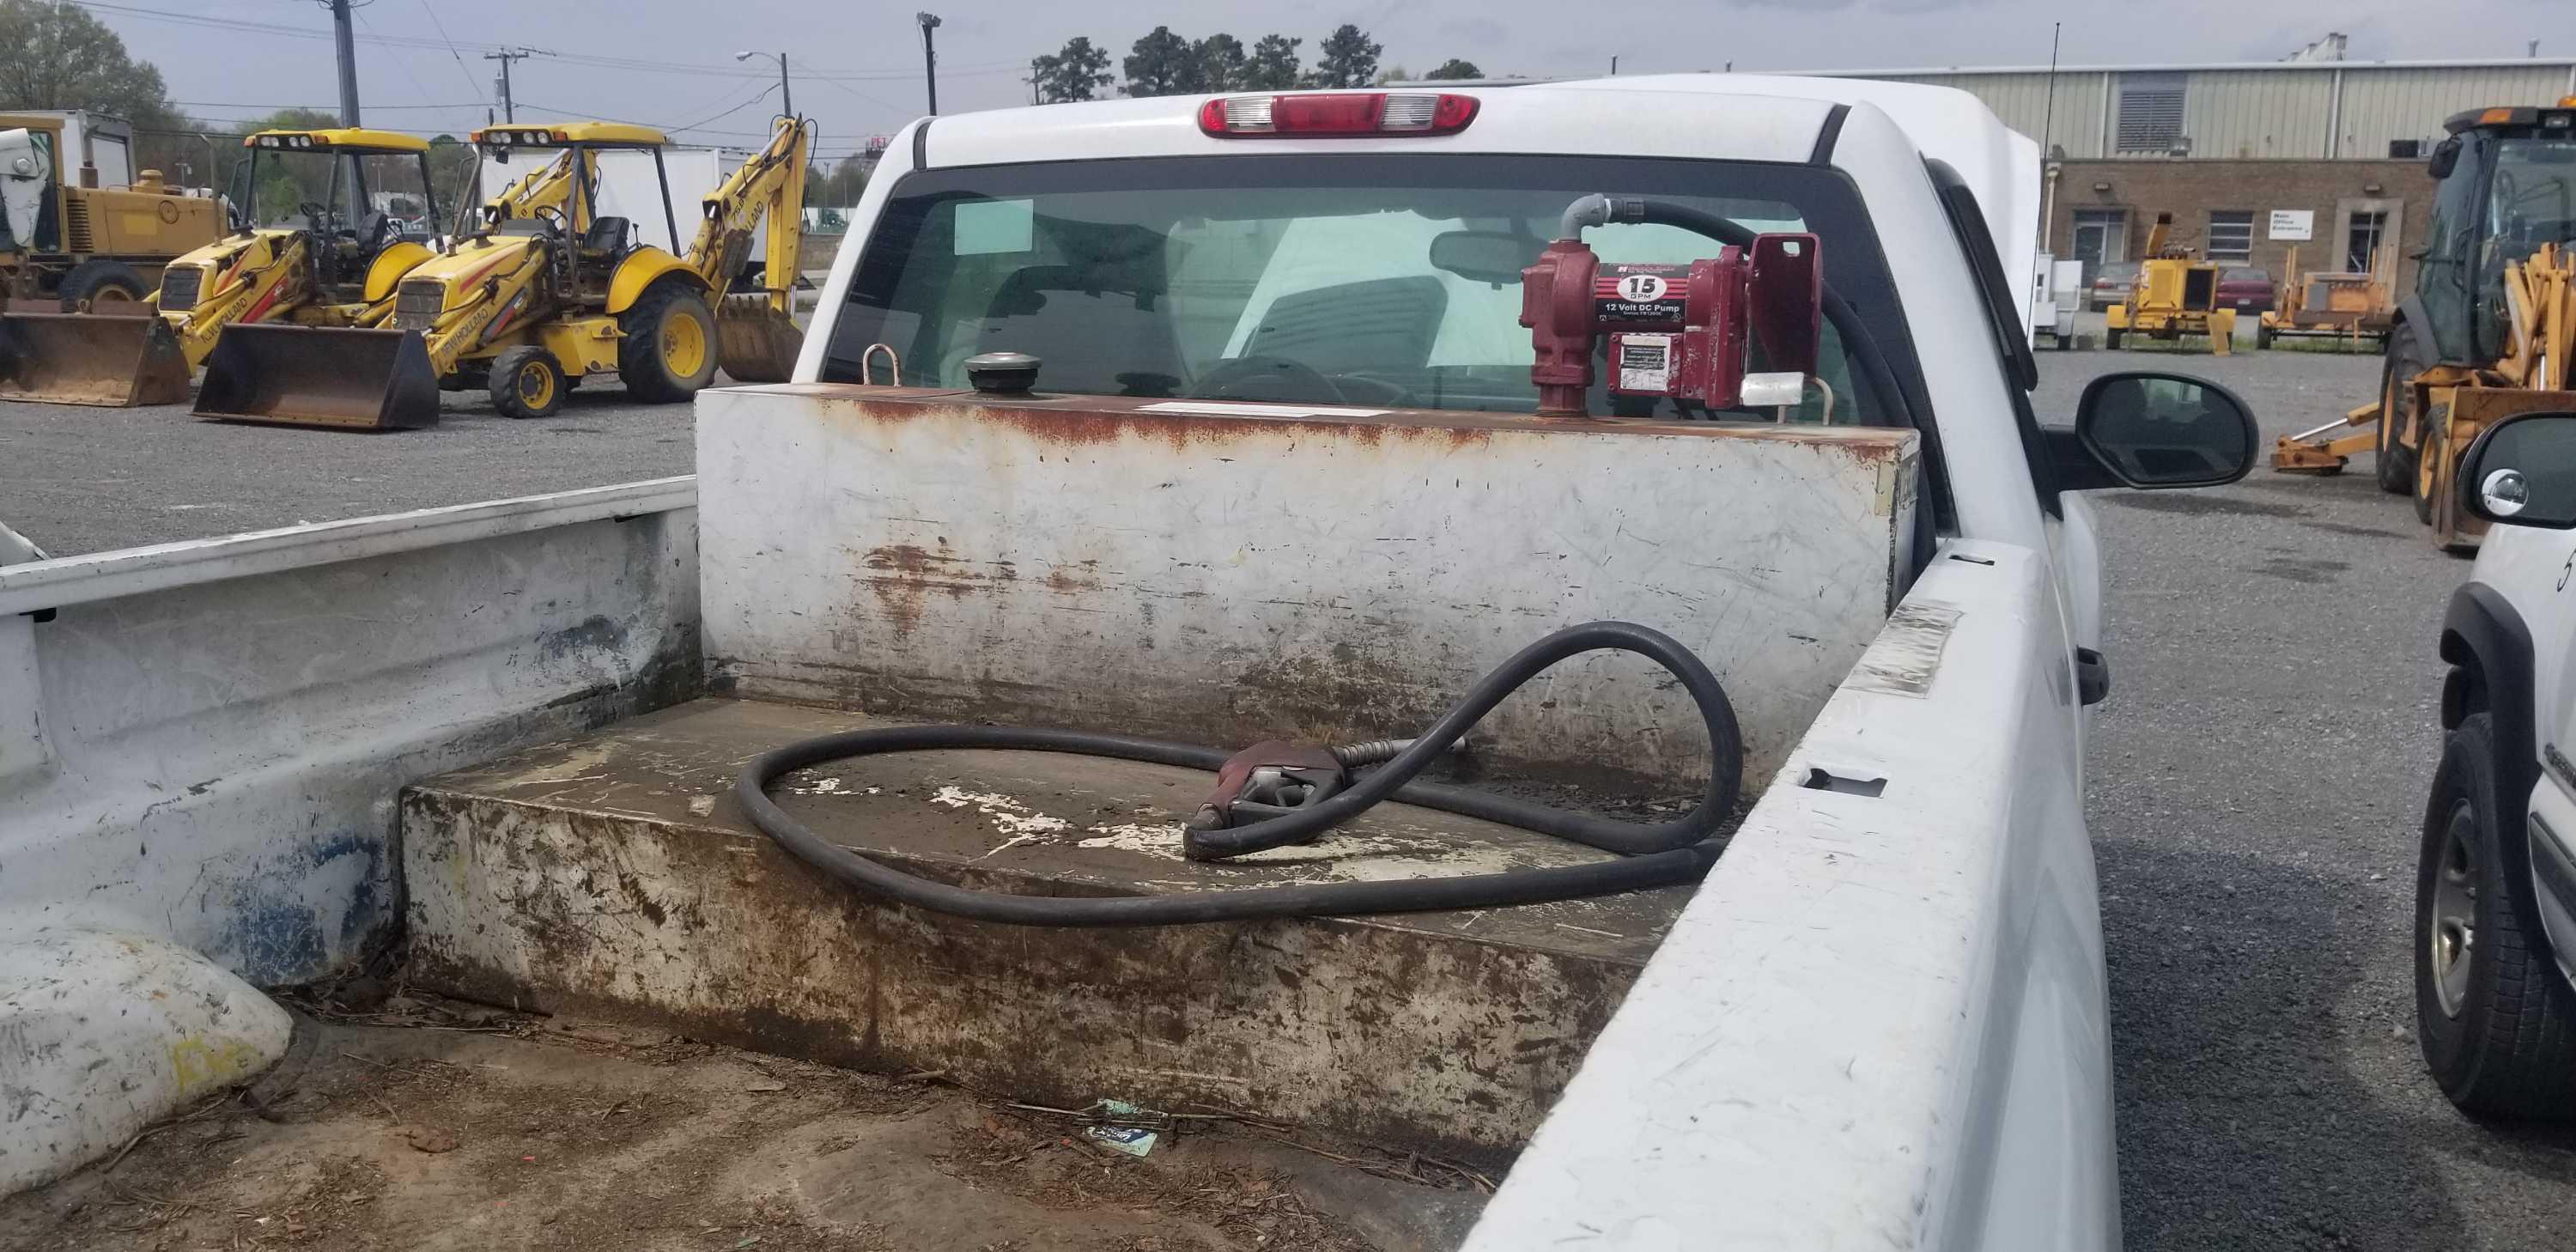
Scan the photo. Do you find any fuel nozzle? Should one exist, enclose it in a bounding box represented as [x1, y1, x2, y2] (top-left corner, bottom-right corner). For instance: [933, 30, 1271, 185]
[1182, 741, 1348, 860]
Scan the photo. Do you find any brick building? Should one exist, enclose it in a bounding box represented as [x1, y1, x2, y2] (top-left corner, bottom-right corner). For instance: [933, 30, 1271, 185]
[2050, 157, 2428, 293]
[1794, 52, 2574, 289]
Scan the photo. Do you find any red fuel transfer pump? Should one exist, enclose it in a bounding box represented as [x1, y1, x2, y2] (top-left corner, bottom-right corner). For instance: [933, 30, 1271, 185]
[1520, 195, 1824, 419]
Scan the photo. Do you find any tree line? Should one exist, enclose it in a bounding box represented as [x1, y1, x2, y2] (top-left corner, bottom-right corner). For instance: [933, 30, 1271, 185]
[0, 0, 871, 213]
[1029, 26, 1484, 104]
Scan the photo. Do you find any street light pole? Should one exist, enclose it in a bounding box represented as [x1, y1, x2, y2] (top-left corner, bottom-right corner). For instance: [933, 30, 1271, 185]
[917, 13, 943, 116]
[735, 52, 792, 119]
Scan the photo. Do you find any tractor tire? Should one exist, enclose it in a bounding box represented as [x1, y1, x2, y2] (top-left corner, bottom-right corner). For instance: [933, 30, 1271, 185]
[2415, 401, 2449, 526]
[2255, 323, 2275, 349]
[2105, 327, 2124, 350]
[489, 345, 567, 420]
[617, 280, 718, 404]
[2379, 324, 2424, 495]
[2415, 712, 2576, 1119]
[57, 259, 149, 313]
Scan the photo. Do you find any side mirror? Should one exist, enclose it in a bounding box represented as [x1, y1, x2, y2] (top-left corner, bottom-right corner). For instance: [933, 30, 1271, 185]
[2428, 136, 2460, 180]
[2459, 412, 2576, 528]
[2047, 370, 2258, 491]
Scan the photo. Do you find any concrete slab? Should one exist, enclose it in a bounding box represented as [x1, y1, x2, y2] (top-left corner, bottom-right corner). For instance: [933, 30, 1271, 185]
[404, 697, 1701, 1163]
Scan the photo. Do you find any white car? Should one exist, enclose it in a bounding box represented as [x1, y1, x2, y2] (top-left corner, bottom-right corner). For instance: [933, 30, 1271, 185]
[2417, 411, 2576, 1114]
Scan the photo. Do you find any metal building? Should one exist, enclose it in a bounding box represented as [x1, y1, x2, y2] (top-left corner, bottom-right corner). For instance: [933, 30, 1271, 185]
[1797, 58, 2576, 160]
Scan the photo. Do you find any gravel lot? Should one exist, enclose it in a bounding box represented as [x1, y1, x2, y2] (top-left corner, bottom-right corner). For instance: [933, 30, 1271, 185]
[0, 381, 691, 556]
[9, 337, 2576, 1246]
[2042, 343, 2576, 1250]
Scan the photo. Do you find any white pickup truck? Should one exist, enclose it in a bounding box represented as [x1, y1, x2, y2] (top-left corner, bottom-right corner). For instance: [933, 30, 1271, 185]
[1, 76, 2257, 1249]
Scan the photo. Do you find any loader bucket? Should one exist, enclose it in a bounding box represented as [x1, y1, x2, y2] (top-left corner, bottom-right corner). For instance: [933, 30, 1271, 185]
[193, 325, 440, 431]
[0, 311, 192, 407]
[715, 292, 804, 384]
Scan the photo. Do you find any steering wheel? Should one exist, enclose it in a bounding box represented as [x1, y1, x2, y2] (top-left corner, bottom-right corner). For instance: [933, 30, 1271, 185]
[532, 204, 569, 235]
[297, 200, 332, 231]
[1187, 356, 1348, 404]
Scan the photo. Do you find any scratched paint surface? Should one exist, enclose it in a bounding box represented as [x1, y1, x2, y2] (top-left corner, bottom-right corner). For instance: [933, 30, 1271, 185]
[697, 388, 1919, 791]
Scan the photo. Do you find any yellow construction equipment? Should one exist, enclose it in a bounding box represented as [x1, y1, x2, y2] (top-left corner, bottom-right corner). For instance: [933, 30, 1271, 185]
[2272, 96, 2576, 550]
[195, 115, 811, 430]
[0, 111, 223, 404]
[2255, 244, 2394, 350]
[1, 129, 447, 408]
[2104, 212, 2237, 355]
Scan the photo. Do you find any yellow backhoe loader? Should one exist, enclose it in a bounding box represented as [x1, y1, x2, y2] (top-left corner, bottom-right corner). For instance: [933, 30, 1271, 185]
[2272, 97, 2576, 550]
[0, 110, 223, 404]
[2104, 211, 2236, 355]
[195, 114, 810, 430]
[0, 129, 447, 407]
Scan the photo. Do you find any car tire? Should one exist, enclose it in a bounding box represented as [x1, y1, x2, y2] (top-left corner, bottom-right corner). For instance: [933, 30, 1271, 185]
[489, 345, 566, 420]
[2416, 712, 2576, 1118]
[56, 258, 149, 312]
[617, 279, 718, 404]
[2379, 324, 2423, 496]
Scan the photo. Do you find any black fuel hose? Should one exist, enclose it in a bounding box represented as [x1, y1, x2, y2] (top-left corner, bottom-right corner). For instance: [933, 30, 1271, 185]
[735, 621, 1742, 927]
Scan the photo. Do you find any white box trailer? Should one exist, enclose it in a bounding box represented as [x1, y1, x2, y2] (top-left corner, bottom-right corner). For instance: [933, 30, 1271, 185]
[474, 143, 763, 261]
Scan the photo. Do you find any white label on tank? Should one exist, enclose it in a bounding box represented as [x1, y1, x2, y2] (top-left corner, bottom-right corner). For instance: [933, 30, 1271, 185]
[1616, 273, 1668, 301]
[1618, 334, 1674, 392]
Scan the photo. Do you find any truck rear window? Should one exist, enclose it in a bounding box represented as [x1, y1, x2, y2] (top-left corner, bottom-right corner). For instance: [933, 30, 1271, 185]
[824, 154, 1922, 424]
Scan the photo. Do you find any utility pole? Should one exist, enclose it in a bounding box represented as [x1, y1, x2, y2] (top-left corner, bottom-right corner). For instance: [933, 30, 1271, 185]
[484, 47, 543, 123]
[917, 13, 943, 116]
[327, 0, 365, 239]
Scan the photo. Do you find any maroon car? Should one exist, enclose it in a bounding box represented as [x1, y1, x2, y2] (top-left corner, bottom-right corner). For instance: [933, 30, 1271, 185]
[2217, 266, 2275, 314]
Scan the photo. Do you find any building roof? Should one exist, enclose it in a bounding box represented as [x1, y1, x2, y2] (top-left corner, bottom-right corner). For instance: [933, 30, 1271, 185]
[241, 127, 429, 153]
[1783, 58, 2576, 77]
[470, 121, 667, 148]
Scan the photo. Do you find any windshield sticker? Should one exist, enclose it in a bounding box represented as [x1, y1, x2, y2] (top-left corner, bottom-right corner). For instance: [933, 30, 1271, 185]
[954, 198, 1035, 256]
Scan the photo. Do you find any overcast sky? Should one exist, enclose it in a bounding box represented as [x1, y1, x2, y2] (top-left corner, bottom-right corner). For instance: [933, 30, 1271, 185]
[96, 0, 2568, 161]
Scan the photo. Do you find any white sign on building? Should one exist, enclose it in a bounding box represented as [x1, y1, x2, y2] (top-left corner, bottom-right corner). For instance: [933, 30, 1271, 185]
[2269, 210, 2315, 241]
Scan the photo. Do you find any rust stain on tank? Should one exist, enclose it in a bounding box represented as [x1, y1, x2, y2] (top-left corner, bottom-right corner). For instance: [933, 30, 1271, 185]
[854, 539, 1003, 638]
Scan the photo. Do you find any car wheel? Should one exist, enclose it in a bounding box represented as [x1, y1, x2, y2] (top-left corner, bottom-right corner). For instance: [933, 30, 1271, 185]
[2415, 712, 2576, 1118]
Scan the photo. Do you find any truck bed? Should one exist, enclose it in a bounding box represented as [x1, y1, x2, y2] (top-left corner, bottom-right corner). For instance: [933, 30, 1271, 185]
[0, 993, 1484, 1251]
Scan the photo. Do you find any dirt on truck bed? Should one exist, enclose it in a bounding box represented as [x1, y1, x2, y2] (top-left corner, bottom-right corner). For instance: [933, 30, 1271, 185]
[0, 992, 1488, 1252]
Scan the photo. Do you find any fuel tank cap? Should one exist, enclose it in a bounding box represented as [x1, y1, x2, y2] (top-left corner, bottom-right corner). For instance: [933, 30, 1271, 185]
[963, 351, 1042, 395]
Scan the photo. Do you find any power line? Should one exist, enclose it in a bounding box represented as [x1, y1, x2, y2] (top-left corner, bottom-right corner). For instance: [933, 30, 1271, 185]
[353, 4, 447, 114]
[412, 0, 489, 104]
[71, 2, 1025, 80]
[665, 82, 777, 135]
[170, 100, 483, 110]
[810, 73, 909, 119]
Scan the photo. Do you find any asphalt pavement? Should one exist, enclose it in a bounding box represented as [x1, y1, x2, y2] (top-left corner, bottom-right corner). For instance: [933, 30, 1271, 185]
[2044, 342, 2576, 1250]
[7, 336, 2576, 1247]
[0, 383, 690, 556]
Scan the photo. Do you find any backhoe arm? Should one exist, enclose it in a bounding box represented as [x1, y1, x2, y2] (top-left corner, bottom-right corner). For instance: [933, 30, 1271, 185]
[683, 117, 809, 313]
